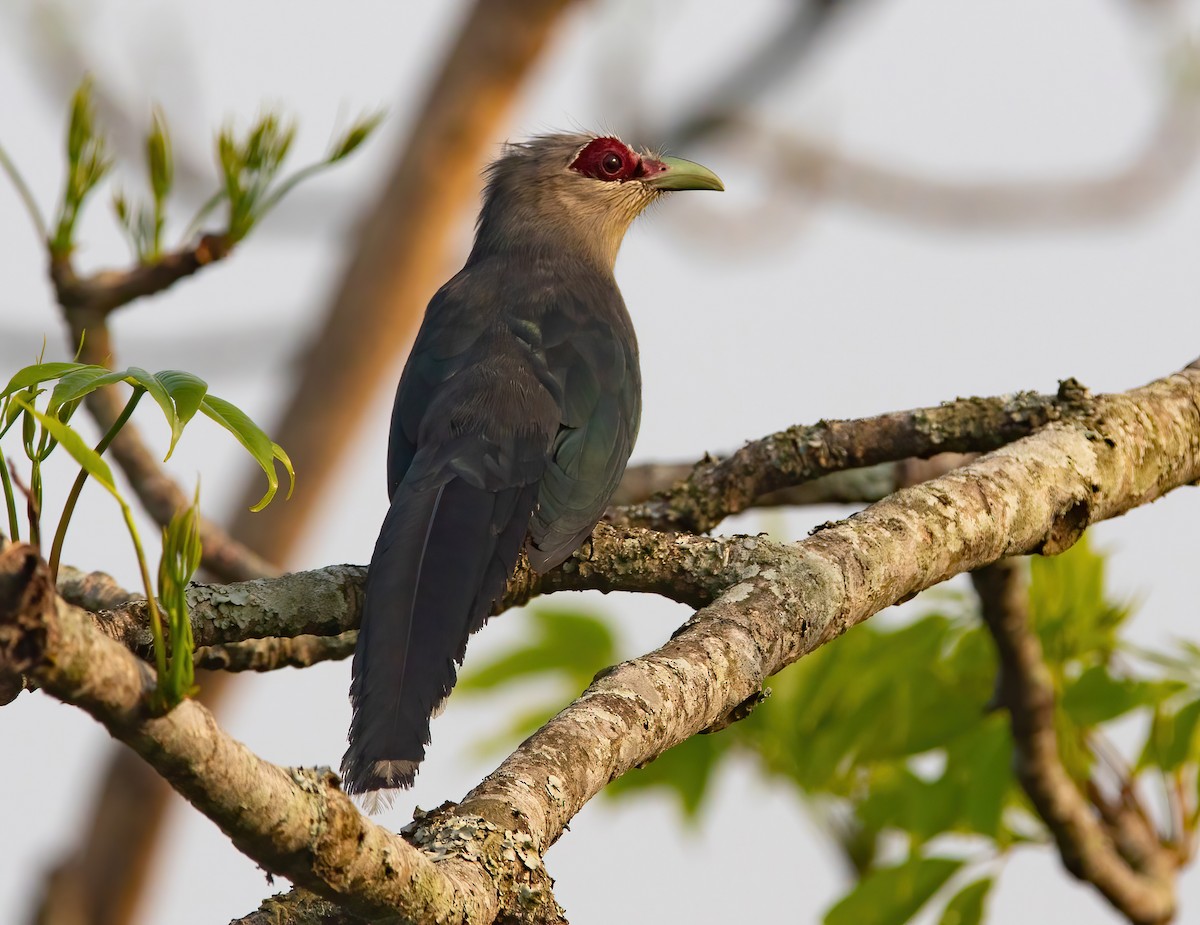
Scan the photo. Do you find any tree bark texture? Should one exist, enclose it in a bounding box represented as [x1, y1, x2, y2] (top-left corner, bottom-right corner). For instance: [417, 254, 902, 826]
[3, 360, 1198, 923]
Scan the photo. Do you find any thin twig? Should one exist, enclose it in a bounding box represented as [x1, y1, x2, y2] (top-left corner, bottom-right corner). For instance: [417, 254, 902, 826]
[0, 140, 49, 241]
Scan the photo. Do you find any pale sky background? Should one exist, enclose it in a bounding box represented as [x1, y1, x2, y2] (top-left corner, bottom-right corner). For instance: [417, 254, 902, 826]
[3, 1, 1200, 923]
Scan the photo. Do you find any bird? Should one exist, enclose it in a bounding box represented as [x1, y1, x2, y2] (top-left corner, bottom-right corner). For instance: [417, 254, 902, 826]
[341, 132, 723, 804]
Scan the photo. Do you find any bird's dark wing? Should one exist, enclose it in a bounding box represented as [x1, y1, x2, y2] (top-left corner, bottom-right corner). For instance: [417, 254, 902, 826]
[342, 281, 559, 798]
[527, 290, 641, 571]
[384, 285, 492, 496]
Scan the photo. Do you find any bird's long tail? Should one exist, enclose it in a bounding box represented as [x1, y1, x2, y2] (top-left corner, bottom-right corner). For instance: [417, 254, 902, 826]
[341, 476, 536, 803]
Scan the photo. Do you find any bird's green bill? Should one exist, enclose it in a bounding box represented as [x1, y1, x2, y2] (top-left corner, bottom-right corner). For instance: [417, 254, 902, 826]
[644, 155, 724, 192]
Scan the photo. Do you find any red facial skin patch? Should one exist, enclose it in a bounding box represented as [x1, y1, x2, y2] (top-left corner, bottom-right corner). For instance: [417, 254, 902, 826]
[570, 137, 665, 183]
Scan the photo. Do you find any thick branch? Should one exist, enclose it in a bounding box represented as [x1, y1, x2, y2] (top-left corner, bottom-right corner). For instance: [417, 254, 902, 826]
[9, 362, 1198, 924]
[454, 362, 1200, 863]
[0, 546, 562, 925]
[231, 891, 360, 925]
[972, 560, 1177, 924]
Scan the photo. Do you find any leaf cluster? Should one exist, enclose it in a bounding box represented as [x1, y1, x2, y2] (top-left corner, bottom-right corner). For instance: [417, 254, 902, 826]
[16, 78, 382, 264]
[113, 108, 173, 262]
[205, 108, 383, 244]
[51, 79, 113, 258]
[0, 360, 293, 709]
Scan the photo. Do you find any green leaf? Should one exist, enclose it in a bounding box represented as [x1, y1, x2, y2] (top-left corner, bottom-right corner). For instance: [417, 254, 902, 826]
[146, 107, 173, 205]
[54, 78, 113, 256]
[154, 369, 208, 447]
[158, 486, 202, 706]
[953, 720, 1013, 840]
[45, 364, 127, 414]
[199, 393, 293, 510]
[14, 400, 117, 498]
[1, 362, 87, 400]
[125, 367, 173, 439]
[67, 79, 95, 166]
[1030, 536, 1130, 667]
[824, 855, 963, 925]
[1062, 664, 1175, 727]
[1140, 698, 1200, 771]
[2, 386, 43, 438]
[327, 110, 385, 162]
[857, 768, 958, 844]
[937, 877, 992, 925]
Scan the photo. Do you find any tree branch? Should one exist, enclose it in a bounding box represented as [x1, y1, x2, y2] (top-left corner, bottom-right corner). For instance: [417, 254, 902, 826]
[7, 361, 1199, 923]
[615, 387, 1068, 533]
[50, 234, 232, 317]
[972, 559, 1177, 924]
[194, 631, 358, 673]
[611, 453, 971, 510]
[0, 545, 563, 925]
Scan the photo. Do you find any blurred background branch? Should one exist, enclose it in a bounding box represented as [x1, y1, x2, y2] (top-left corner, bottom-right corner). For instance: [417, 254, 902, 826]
[973, 559, 1178, 924]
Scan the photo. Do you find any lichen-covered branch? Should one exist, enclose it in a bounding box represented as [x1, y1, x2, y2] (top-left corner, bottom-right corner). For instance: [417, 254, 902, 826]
[453, 362, 1200, 864]
[972, 559, 1177, 924]
[613, 453, 973, 512]
[7, 362, 1199, 924]
[230, 891, 361, 925]
[77, 564, 365, 660]
[615, 388, 1066, 533]
[0, 545, 562, 925]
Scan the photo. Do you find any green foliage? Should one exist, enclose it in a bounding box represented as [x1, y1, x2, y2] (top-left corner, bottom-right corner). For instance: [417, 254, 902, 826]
[0, 360, 291, 710]
[207, 108, 384, 244]
[195, 394, 293, 511]
[937, 877, 993, 925]
[158, 488, 203, 708]
[114, 107, 174, 262]
[824, 856, 963, 925]
[51, 79, 113, 257]
[7, 77, 381, 263]
[462, 536, 1200, 923]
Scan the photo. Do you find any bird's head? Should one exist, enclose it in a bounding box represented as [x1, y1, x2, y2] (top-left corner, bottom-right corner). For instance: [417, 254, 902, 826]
[472, 132, 723, 270]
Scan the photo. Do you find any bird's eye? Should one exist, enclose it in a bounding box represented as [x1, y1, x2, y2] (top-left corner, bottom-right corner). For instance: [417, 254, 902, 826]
[601, 152, 623, 175]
